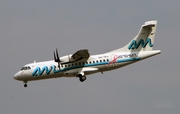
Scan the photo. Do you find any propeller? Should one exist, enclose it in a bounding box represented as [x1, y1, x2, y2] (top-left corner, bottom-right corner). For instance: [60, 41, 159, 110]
[54, 48, 85, 67]
[54, 48, 61, 69]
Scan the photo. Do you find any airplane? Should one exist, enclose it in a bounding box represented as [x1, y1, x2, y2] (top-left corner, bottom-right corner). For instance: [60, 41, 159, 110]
[14, 20, 161, 87]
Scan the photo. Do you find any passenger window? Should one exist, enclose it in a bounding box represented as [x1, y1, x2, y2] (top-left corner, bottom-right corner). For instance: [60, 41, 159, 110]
[103, 59, 105, 62]
[100, 60, 102, 62]
[96, 60, 98, 63]
[93, 61, 95, 63]
[89, 61, 92, 64]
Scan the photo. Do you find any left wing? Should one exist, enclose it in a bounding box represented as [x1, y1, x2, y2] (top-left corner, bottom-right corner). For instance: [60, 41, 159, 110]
[72, 49, 90, 60]
[61, 49, 90, 64]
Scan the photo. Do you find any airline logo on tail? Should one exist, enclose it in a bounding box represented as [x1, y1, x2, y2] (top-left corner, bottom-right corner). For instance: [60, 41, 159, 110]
[128, 38, 153, 50]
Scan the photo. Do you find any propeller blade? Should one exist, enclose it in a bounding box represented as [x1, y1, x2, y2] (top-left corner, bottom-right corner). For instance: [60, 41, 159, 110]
[54, 48, 61, 69]
[54, 48, 60, 62]
[56, 48, 60, 61]
[54, 51, 57, 62]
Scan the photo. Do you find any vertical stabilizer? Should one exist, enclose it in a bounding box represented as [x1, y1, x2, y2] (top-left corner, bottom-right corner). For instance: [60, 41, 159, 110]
[108, 20, 157, 53]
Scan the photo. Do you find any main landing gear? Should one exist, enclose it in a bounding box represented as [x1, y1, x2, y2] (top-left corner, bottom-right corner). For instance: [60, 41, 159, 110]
[77, 74, 86, 82]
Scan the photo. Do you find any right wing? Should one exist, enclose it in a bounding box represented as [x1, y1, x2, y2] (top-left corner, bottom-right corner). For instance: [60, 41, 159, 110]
[64, 67, 99, 75]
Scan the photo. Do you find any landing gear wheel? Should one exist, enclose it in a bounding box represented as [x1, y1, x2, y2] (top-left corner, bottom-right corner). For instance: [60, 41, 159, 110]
[23, 81, 28, 88]
[79, 76, 86, 82]
[24, 83, 27, 87]
[77, 74, 86, 82]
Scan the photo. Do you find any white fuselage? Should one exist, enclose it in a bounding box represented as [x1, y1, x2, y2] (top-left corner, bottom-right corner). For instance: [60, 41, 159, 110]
[13, 20, 161, 87]
[14, 50, 160, 82]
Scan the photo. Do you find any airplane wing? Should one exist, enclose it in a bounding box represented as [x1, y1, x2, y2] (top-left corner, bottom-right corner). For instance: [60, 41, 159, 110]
[61, 49, 90, 64]
[64, 67, 99, 75]
[72, 49, 90, 60]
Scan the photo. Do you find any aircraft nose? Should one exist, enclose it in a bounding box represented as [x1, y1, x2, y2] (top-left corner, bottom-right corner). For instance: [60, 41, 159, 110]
[14, 71, 20, 80]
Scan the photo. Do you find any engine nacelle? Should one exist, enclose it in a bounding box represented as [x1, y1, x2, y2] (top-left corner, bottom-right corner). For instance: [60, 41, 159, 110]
[60, 55, 74, 62]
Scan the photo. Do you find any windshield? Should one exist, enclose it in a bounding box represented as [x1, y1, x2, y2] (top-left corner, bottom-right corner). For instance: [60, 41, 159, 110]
[21, 66, 31, 70]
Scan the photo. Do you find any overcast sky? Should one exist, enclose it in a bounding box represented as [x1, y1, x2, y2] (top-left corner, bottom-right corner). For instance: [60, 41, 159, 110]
[0, 0, 180, 114]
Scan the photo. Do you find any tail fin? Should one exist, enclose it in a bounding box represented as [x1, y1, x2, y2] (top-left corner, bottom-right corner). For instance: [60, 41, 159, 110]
[108, 20, 157, 53]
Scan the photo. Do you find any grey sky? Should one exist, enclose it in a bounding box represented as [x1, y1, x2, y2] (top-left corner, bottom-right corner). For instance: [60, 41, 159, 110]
[0, 0, 180, 114]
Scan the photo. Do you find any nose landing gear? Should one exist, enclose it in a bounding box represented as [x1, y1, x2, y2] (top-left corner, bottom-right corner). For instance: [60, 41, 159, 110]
[23, 81, 28, 88]
[24, 83, 27, 87]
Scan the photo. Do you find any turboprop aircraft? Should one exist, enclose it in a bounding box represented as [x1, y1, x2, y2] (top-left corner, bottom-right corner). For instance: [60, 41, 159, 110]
[14, 20, 161, 87]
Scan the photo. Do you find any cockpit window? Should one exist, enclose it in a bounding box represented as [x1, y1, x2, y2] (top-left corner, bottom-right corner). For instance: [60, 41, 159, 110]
[21, 66, 31, 70]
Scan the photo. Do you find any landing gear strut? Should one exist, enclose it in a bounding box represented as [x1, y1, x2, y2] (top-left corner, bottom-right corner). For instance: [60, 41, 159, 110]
[77, 74, 86, 82]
